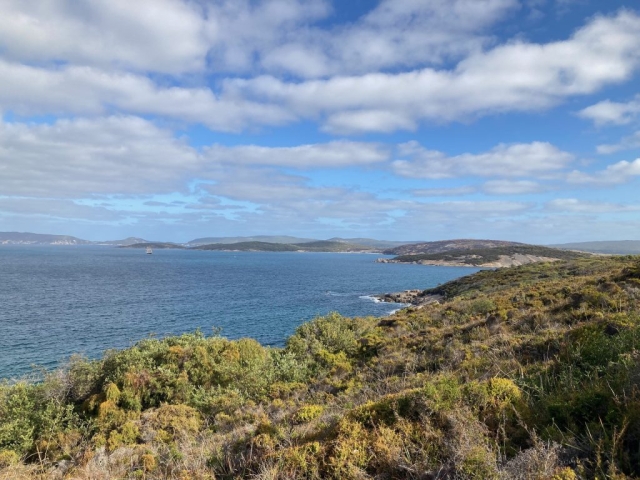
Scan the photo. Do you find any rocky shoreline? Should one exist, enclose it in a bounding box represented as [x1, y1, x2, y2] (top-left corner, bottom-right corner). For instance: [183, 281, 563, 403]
[373, 289, 443, 308]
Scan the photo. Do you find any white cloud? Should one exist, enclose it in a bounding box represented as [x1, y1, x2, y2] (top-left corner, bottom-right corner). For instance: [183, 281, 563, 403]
[392, 141, 573, 179]
[233, 10, 640, 132]
[578, 95, 640, 125]
[203, 141, 389, 168]
[547, 198, 640, 213]
[205, 172, 532, 232]
[205, 0, 331, 74]
[0, 116, 199, 197]
[0, 197, 125, 221]
[384, 200, 533, 238]
[0, 60, 293, 131]
[567, 158, 640, 185]
[0, 0, 517, 79]
[201, 168, 410, 229]
[482, 180, 544, 195]
[412, 186, 478, 197]
[596, 130, 640, 154]
[0, 116, 394, 202]
[262, 0, 518, 78]
[418, 200, 530, 214]
[0, 0, 208, 73]
[322, 110, 417, 135]
[0, 8, 638, 135]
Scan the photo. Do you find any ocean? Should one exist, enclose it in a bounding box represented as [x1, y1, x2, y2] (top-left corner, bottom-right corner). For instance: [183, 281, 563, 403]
[0, 246, 479, 379]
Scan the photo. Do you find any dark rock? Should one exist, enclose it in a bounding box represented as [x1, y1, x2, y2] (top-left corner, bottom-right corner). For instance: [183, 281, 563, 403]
[604, 323, 620, 336]
[378, 318, 398, 327]
[486, 315, 501, 333]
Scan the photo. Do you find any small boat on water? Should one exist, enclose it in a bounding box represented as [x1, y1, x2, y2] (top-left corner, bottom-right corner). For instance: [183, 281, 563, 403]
[146, 246, 153, 254]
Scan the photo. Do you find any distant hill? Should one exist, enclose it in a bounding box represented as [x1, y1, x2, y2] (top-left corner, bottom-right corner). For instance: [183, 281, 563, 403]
[0, 231, 417, 250]
[327, 237, 417, 249]
[0, 231, 91, 245]
[549, 240, 640, 255]
[383, 239, 525, 256]
[379, 244, 587, 267]
[120, 242, 185, 249]
[194, 240, 378, 253]
[96, 237, 150, 246]
[294, 240, 378, 252]
[188, 236, 416, 248]
[187, 235, 316, 246]
[195, 241, 299, 252]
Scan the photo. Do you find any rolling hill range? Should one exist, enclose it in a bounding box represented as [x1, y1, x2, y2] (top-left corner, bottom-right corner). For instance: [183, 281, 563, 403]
[188, 236, 414, 249]
[0, 231, 418, 249]
[383, 239, 525, 255]
[379, 244, 587, 267]
[0, 232, 91, 245]
[186, 235, 317, 246]
[121, 242, 186, 250]
[3, 232, 638, 259]
[193, 240, 377, 253]
[95, 237, 151, 246]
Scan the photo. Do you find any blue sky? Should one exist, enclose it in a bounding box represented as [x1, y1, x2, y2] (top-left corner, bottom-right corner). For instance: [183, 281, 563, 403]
[1, 0, 639, 243]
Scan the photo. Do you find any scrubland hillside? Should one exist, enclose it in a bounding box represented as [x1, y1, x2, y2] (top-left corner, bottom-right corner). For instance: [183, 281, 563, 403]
[2, 256, 640, 479]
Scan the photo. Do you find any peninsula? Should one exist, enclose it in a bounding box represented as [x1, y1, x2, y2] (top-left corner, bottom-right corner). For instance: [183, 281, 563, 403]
[377, 242, 586, 268]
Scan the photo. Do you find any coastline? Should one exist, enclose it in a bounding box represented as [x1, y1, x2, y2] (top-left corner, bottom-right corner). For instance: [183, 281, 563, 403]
[376, 253, 561, 268]
[373, 289, 443, 308]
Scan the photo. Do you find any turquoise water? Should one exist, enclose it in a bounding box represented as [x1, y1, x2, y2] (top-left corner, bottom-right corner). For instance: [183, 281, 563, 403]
[0, 246, 479, 379]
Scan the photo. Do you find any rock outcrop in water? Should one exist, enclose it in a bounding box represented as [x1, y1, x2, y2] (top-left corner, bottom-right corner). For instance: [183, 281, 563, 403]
[373, 289, 443, 307]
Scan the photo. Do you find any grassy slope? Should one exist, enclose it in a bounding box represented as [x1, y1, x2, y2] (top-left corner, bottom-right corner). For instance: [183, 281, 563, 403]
[392, 244, 586, 265]
[2, 256, 640, 478]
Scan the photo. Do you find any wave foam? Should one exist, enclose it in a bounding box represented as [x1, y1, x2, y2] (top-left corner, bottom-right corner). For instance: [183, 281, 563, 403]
[359, 295, 382, 303]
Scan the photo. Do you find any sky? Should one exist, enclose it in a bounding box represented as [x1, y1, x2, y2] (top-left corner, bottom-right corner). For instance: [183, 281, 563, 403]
[1, 0, 640, 243]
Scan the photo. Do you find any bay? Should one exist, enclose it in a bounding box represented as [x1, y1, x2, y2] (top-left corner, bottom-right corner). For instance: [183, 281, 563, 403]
[0, 246, 479, 379]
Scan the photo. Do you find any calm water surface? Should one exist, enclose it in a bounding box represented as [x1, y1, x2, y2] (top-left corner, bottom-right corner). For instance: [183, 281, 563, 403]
[0, 246, 479, 378]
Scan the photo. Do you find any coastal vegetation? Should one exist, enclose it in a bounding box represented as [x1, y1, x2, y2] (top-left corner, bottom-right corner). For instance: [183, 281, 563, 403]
[2, 255, 640, 478]
[387, 245, 587, 267]
[383, 239, 525, 256]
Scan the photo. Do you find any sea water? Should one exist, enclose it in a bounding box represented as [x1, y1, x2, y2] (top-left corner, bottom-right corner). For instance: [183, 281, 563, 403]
[0, 246, 479, 379]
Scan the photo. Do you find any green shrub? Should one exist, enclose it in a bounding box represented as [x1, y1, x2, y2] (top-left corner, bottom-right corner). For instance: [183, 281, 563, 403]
[286, 313, 372, 374]
[294, 405, 324, 424]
